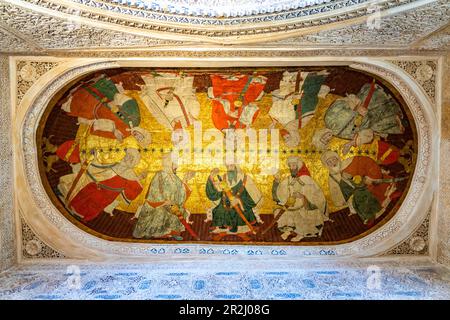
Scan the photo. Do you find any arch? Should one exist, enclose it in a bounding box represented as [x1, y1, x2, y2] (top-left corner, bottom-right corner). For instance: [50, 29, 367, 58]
[15, 57, 436, 260]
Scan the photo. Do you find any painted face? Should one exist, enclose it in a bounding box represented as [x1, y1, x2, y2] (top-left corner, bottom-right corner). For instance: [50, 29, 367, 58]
[326, 156, 340, 169]
[226, 165, 237, 182]
[288, 163, 299, 177]
[321, 131, 333, 145]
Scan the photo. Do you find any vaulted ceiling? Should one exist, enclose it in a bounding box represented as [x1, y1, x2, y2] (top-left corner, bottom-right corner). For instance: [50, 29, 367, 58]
[0, 0, 448, 54]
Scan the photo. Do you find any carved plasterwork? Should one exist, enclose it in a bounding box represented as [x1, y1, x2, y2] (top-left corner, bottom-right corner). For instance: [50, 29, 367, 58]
[14, 57, 436, 261]
[16, 61, 61, 105]
[0, 28, 36, 53]
[437, 54, 450, 267]
[415, 25, 450, 50]
[0, 2, 182, 51]
[20, 217, 65, 259]
[0, 56, 15, 272]
[44, 49, 445, 58]
[0, 0, 448, 51]
[19, 0, 407, 31]
[100, 0, 333, 18]
[384, 210, 430, 255]
[437, 173, 450, 265]
[389, 60, 437, 105]
[272, 0, 449, 47]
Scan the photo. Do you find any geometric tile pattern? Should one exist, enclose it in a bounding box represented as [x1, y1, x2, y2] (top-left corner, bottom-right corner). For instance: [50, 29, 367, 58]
[1, 261, 449, 300]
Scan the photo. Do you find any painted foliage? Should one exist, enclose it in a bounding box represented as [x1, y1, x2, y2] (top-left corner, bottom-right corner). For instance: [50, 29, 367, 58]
[38, 67, 417, 244]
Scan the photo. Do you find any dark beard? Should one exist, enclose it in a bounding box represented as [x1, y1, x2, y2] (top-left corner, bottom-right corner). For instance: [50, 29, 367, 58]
[290, 168, 299, 178]
[227, 170, 237, 183]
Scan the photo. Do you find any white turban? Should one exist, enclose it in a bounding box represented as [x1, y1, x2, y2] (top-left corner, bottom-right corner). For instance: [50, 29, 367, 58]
[162, 152, 178, 172]
[320, 150, 340, 166]
[282, 120, 300, 148]
[287, 156, 304, 168]
[344, 94, 361, 110]
[312, 128, 333, 151]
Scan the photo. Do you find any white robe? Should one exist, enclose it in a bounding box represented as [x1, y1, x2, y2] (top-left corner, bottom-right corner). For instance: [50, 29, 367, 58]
[139, 73, 200, 129]
[275, 174, 326, 238]
[269, 71, 311, 127]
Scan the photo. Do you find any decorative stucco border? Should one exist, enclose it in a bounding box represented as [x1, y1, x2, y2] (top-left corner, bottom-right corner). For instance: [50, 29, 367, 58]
[0, 56, 16, 271]
[14, 56, 437, 261]
[5, 0, 427, 44]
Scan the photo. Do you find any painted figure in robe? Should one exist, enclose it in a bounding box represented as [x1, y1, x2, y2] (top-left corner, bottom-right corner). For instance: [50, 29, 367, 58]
[272, 156, 327, 241]
[324, 81, 405, 155]
[132, 153, 196, 240]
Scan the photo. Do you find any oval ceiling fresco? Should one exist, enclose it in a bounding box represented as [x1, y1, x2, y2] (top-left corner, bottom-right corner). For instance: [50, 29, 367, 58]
[37, 66, 417, 245]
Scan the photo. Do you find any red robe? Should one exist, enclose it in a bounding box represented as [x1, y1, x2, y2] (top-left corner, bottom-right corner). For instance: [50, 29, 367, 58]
[209, 74, 266, 130]
[69, 175, 143, 222]
[343, 156, 391, 204]
[377, 140, 400, 166]
[64, 86, 132, 140]
[56, 140, 81, 164]
[296, 164, 311, 177]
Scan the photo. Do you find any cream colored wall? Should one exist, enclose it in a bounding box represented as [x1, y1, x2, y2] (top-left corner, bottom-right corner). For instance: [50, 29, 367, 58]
[0, 55, 16, 272]
[437, 53, 450, 266]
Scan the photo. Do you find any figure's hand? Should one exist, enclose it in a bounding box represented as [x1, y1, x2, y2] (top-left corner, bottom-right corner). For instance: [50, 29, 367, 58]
[292, 192, 305, 208]
[293, 192, 305, 200]
[356, 104, 368, 117]
[342, 141, 353, 155]
[363, 176, 375, 185]
[210, 168, 220, 178]
[113, 129, 124, 142]
[138, 171, 149, 180]
[342, 172, 353, 180]
[108, 102, 120, 113]
[230, 197, 241, 207]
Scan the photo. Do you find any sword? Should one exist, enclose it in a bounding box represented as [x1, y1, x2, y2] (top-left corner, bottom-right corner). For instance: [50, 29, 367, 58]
[261, 197, 296, 235]
[166, 203, 200, 241]
[368, 176, 409, 185]
[65, 160, 90, 203]
[261, 207, 286, 235]
[217, 175, 257, 235]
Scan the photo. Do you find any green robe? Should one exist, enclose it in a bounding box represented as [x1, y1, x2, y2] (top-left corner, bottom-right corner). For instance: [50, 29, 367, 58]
[89, 77, 141, 128]
[133, 171, 187, 239]
[205, 177, 257, 233]
[296, 73, 326, 118]
[337, 177, 381, 223]
[324, 83, 403, 140]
